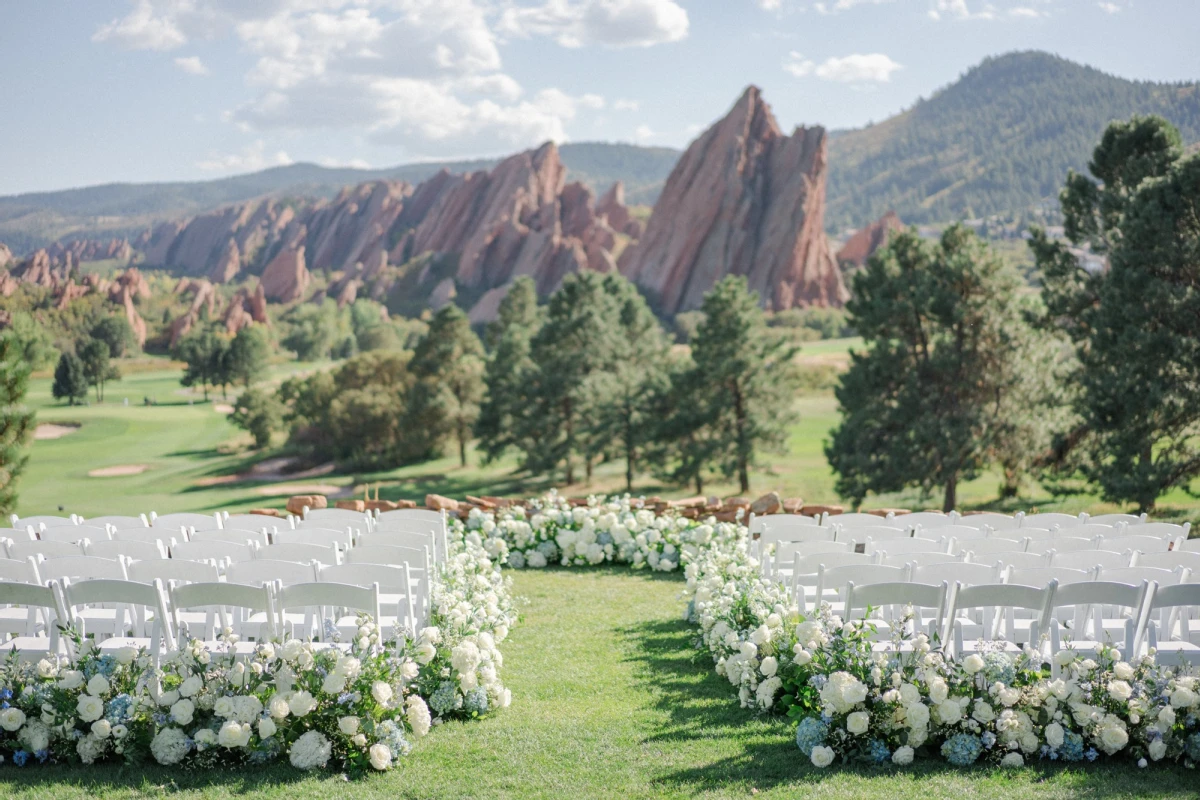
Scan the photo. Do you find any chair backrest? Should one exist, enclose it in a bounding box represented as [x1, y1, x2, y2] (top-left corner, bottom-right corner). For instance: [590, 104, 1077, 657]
[758, 525, 836, 547]
[5, 538, 84, 561]
[275, 581, 382, 640]
[836, 525, 910, 545]
[0, 581, 67, 651]
[844, 580, 948, 636]
[866, 536, 947, 556]
[112, 528, 174, 545]
[15, 515, 75, 529]
[775, 541, 850, 564]
[1005, 565, 1093, 586]
[897, 512, 955, 528]
[938, 525, 990, 542]
[827, 512, 894, 526]
[85, 515, 148, 530]
[969, 550, 1046, 570]
[878, 551, 962, 568]
[912, 561, 1000, 587]
[816, 563, 909, 605]
[1050, 549, 1132, 571]
[0, 527, 34, 542]
[257, 542, 341, 565]
[793, 550, 877, 575]
[84, 538, 166, 561]
[1027, 537, 1096, 555]
[965, 537, 1029, 555]
[357, 530, 435, 552]
[944, 580, 1058, 650]
[345, 544, 429, 571]
[1178, 538, 1200, 553]
[1088, 513, 1146, 527]
[0, 557, 41, 584]
[319, 562, 411, 592]
[170, 581, 275, 642]
[373, 511, 446, 560]
[170, 540, 256, 564]
[127, 557, 220, 586]
[1096, 566, 1185, 586]
[1098, 534, 1177, 553]
[1023, 513, 1083, 528]
[273, 527, 354, 549]
[376, 509, 444, 524]
[1132, 551, 1200, 572]
[152, 512, 220, 530]
[1049, 579, 1152, 654]
[1136, 522, 1191, 539]
[39, 524, 110, 544]
[1147, 583, 1200, 645]
[226, 559, 318, 587]
[223, 514, 281, 533]
[36, 555, 127, 583]
[1067, 524, 1120, 540]
[62, 578, 174, 659]
[302, 508, 370, 527]
[751, 513, 818, 535]
[189, 528, 270, 546]
[957, 513, 1019, 530]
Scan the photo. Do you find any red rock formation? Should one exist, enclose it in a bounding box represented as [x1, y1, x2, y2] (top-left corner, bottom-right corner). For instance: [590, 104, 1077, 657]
[620, 86, 848, 314]
[837, 211, 903, 268]
[119, 287, 148, 347]
[210, 239, 241, 283]
[0, 244, 12, 271]
[249, 282, 269, 323]
[44, 238, 133, 267]
[260, 246, 310, 302]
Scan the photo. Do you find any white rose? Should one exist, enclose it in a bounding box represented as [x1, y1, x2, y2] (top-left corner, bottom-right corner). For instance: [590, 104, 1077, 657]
[416, 643, 438, 665]
[218, 720, 251, 748]
[937, 701, 962, 725]
[281, 639, 304, 661]
[178, 675, 203, 698]
[1170, 687, 1198, 708]
[0, 707, 26, 732]
[36, 659, 58, 679]
[1099, 720, 1129, 754]
[214, 696, 236, 719]
[962, 654, 985, 675]
[1001, 752, 1024, 767]
[76, 694, 105, 723]
[112, 724, 128, 740]
[269, 694, 290, 719]
[258, 717, 277, 738]
[905, 703, 930, 728]
[371, 681, 394, 705]
[85, 674, 111, 698]
[892, 745, 914, 765]
[288, 691, 317, 718]
[1107, 680, 1133, 703]
[170, 699, 195, 726]
[369, 742, 393, 770]
[58, 670, 84, 691]
[760, 656, 778, 678]
[792, 647, 812, 665]
[115, 646, 138, 665]
[928, 679, 949, 705]
[1149, 739, 1168, 761]
[195, 729, 217, 748]
[1045, 722, 1064, 748]
[1113, 661, 1135, 680]
[846, 711, 870, 735]
[972, 701, 996, 724]
[91, 719, 112, 739]
[322, 672, 348, 694]
[810, 745, 835, 768]
[898, 683, 920, 705]
[338, 716, 360, 735]
[1159, 706, 1176, 726]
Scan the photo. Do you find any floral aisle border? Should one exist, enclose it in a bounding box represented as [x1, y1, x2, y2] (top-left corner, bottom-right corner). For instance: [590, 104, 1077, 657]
[0, 528, 516, 773]
[467, 494, 1200, 770]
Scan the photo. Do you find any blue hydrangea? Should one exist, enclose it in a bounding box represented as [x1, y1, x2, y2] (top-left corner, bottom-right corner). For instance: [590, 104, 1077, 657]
[869, 739, 890, 763]
[983, 652, 1016, 686]
[323, 619, 341, 643]
[0, 688, 12, 701]
[377, 720, 412, 758]
[429, 681, 460, 716]
[34, 749, 48, 764]
[1085, 748, 1099, 762]
[940, 733, 984, 766]
[106, 693, 133, 723]
[981, 731, 996, 749]
[337, 691, 361, 705]
[463, 687, 489, 716]
[507, 550, 526, 569]
[12, 750, 28, 767]
[808, 675, 828, 690]
[536, 541, 559, 562]
[597, 531, 614, 546]
[1185, 732, 1200, 762]
[795, 717, 828, 757]
[1059, 731, 1085, 762]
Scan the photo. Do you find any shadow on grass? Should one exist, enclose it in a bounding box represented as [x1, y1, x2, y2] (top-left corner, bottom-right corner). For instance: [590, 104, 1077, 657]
[617, 615, 1198, 797]
[0, 761, 313, 794]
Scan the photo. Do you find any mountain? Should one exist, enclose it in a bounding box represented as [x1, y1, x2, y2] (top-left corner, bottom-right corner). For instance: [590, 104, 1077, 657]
[824, 51, 1200, 230]
[0, 143, 678, 254]
[621, 87, 846, 314]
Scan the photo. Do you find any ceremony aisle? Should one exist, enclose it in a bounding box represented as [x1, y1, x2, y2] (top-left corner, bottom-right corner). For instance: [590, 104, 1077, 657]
[2, 569, 1196, 799]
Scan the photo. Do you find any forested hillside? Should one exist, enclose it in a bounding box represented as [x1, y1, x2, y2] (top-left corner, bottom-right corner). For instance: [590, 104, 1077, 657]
[825, 51, 1200, 229]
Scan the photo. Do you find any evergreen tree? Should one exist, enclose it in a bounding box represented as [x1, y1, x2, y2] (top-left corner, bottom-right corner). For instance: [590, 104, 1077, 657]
[407, 305, 486, 467]
[228, 324, 271, 389]
[476, 277, 541, 464]
[826, 225, 1028, 511]
[51, 352, 89, 406]
[0, 333, 35, 516]
[78, 339, 120, 403]
[231, 387, 285, 449]
[1035, 116, 1200, 510]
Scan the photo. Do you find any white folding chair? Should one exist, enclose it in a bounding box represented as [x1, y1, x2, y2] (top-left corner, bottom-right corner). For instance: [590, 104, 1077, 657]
[275, 581, 381, 646]
[85, 538, 166, 561]
[223, 514, 282, 533]
[0, 582, 69, 662]
[374, 511, 447, 558]
[1023, 513, 1084, 529]
[965, 537, 1029, 555]
[0, 557, 46, 635]
[1046, 579, 1153, 667]
[151, 512, 222, 530]
[826, 512, 894, 526]
[835, 526, 910, 546]
[302, 508, 370, 527]
[1067, 524, 1120, 540]
[257, 542, 342, 565]
[1145, 584, 1200, 665]
[1135, 522, 1191, 540]
[226, 559, 319, 587]
[938, 525, 991, 543]
[1097, 566, 1187, 587]
[13, 515, 76, 530]
[170, 540, 256, 566]
[113, 528, 175, 545]
[1098, 535, 1178, 554]
[957, 513, 1020, 530]
[170, 581, 276, 652]
[38, 525, 110, 544]
[815, 563, 910, 617]
[866, 536, 949, 557]
[273, 527, 354, 550]
[844, 580, 948, 646]
[1027, 537, 1096, 556]
[1088, 513, 1146, 527]
[943, 580, 1058, 658]
[127, 557, 220, 587]
[1005, 565, 1094, 586]
[344, 544, 431, 579]
[36, 556, 128, 583]
[751, 513, 818, 536]
[898, 512, 955, 529]
[1179, 538, 1200, 553]
[878, 552, 963, 568]
[319, 563, 422, 635]
[758, 525, 836, 549]
[61, 578, 175, 664]
[1133, 551, 1200, 573]
[1049, 550, 1130, 571]
[189, 528, 270, 547]
[913, 561, 1000, 587]
[790, 551, 878, 608]
[0, 527, 34, 542]
[86, 515, 148, 530]
[357, 530, 435, 553]
[5, 538, 85, 561]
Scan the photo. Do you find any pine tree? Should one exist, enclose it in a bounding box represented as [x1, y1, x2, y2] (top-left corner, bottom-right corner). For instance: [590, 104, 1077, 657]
[476, 277, 541, 464]
[826, 225, 1028, 511]
[408, 305, 486, 467]
[669, 276, 798, 495]
[52, 352, 88, 406]
[228, 324, 271, 389]
[0, 333, 35, 516]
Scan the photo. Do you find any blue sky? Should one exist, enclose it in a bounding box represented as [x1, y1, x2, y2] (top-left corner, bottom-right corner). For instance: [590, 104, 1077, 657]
[1, 0, 1196, 195]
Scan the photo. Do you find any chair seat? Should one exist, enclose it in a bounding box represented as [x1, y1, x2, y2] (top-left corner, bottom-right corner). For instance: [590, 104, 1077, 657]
[0, 636, 59, 661]
[97, 636, 163, 654]
[1150, 642, 1200, 666]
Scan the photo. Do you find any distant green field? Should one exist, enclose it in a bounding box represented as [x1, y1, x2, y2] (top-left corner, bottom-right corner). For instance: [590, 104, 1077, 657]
[12, 345, 1199, 525]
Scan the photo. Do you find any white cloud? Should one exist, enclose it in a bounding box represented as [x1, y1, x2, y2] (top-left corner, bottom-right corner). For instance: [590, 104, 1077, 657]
[785, 51, 901, 83]
[1098, 1, 1121, 12]
[91, 1, 618, 158]
[613, 98, 640, 111]
[1008, 6, 1044, 17]
[173, 55, 209, 75]
[756, 0, 782, 9]
[927, 0, 997, 20]
[196, 140, 293, 173]
[499, 0, 689, 48]
[815, 0, 895, 14]
[633, 124, 655, 143]
[318, 156, 372, 169]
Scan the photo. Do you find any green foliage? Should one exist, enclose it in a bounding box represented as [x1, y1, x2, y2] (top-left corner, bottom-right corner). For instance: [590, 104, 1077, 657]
[476, 277, 541, 465]
[826, 225, 1031, 511]
[0, 332, 34, 515]
[406, 304, 486, 466]
[658, 276, 799, 494]
[90, 315, 138, 358]
[281, 300, 344, 361]
[6, 311, 59, 370]
[827, 52, 1200, 230]
[51, 352, 88, 406]
[768, 307, 854, 341]
[172, 324, 229, 401]
[670, 310, 704, 344]
[77, 339, 121, 403]
[227, 324, 272, 388]
[1036, 117, 1200, 510]
[230, 386, 285, 449]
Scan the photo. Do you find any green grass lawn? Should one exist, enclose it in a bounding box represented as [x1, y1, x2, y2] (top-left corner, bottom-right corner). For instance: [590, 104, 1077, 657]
[4, 569, 1194, 799]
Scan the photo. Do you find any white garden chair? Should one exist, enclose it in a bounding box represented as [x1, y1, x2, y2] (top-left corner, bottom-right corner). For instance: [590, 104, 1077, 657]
[938, 525, 991, 543]
[151, 512, 221, 530]
[878, 551, 963, 569]
[912, 561, 1000, 587]
[302, 508, 371, 528]
[0, 582, 69, 662]
[357, 530, 436, 554]
[835, 526, 910, 546]
[1005, 565, 1094, 586]
[757, 525, 836, 549]
[965, 537, 1029, 556]
[1179, 538, 1200, 553]
[223, 514, 284, 533]
[1135, 522, 1191, 539]
[61, 578, 174, 664]
[0, 527, 34, 542]
[1050, 549, 1132, 571]
[1027, 537, 1097, 556]
[13, 515, 76, 530]
[189, 528, 270, 547]
[1132, 551, 1200, 572]
[787, 551, 878, 606]
[1088, 513, 1146, 527]
[969, 551, 1048, 570]
[127, 557, 220, 587]
[1144, 583, 1200, 665]
[374, 512, 447, 560]
[170, 581, 276, 652]
[1046, 579, 1154, 668]
[273, 527, 355, 550]
[275, 581, 381, 647]
[39, 524, 110, 544]
[844, 580, 948, 645]
[84, 538, 166, 561]
[1098, 534, 1179, 554]
[1065, 524, 1120, 540]
[85, 515, 148, 530]
[1023, 513, 1085, 528]
[37, 556, 128, 583]
[5, 538, 84, 561]
[319, 563, 422, 635]
[815, 563, 910, 617]
[113, 528, 175, 545]
[866, 536, 949, 557]
[1096, 565, 1187, 587]
[942, 580, 1058, 658]
[226, 559, 319, 587]
[957, 512, 1020, 530]
[897, 512, 955, 529]
[344, 544, 431, 579]
[170, 540, 256, 567]
[256, 542, 342, 566]
[0, 557, 46, 636]
[751, 513, 818, 537]
[826, 512, 894, 526]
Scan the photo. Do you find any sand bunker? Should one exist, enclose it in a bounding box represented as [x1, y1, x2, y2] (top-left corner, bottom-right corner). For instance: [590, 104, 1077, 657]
[35, 423, 81, 440]
[88, 464, 150, 477]
[256, 483, 346, 497]
[213, 404, 234, 414]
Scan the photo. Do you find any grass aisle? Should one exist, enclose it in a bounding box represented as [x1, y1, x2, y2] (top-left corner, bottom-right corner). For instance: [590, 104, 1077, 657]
[3, 569, 1197, 798]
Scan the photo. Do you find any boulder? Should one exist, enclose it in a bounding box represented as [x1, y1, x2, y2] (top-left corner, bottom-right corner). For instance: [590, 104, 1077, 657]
[750, 491, 782, 516]
[801, 503, 845, 517]
[424, 494, 459, 512]
[335, 499, 367, 512]
[620, 86, 848, 314]
[248, 508, 284, 517]
[286, 494, 328, 515]
[0, 243, 12, 270]
[782, 497, 805, 514]
[836, 211, 904, 269]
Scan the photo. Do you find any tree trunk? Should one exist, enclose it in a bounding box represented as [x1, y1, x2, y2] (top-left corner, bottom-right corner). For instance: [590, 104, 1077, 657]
[625, 450, 634, 493]
[943, 473, 958, 513]
[695, 474, 703, 494]
[585, 456, 593, 484]
[1000, 466, 1020, 499]
[565, 458, 574, 485]
[732, 381, 750, 494]
[458, 426, 468, 468]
